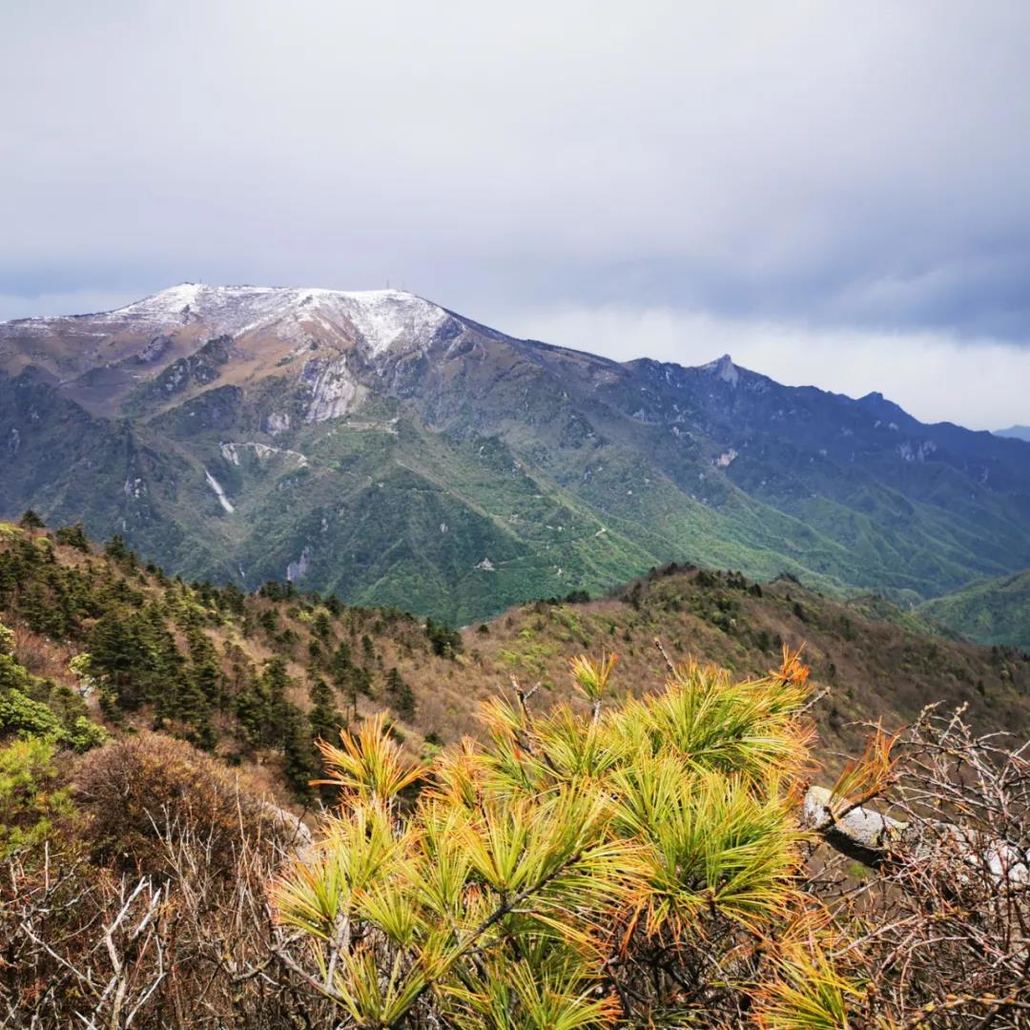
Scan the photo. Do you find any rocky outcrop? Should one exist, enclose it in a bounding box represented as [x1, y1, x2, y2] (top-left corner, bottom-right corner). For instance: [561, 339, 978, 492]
[802, 785, 1029, 885]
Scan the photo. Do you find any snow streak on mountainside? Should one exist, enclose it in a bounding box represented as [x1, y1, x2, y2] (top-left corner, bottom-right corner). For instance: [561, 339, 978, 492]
[1, 284, 1029, 638]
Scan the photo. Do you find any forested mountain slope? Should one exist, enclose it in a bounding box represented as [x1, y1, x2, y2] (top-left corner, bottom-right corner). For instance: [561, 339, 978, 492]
[3, 285, 1029, 629]
[919, 568, 1030, 648]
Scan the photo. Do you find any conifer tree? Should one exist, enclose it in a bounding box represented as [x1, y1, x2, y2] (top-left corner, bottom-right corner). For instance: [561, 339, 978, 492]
[312, 610, 332, 640]
[280, 703, 321, 799]
[54, 523, 90, 551]
[103, 534, 134, 565]
[385, 666, 416, 719]
[329, 640, 352, 684]
[308, 676, 343, 743]
[361, 633, 375, 662]
[177, 627, 219, 747]
[18, 510, 44, 530]
[425, 616, 462, 657]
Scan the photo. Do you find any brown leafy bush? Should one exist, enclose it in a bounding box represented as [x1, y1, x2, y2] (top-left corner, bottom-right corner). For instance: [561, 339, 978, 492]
[815, 705, 1030, 1027]
[1, 818, 333, 1027]
[73, 732, 307, 878]
[2, 733, 325, 1027]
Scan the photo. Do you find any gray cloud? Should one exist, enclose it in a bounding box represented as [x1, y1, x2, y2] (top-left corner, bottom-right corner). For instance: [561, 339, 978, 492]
[1, 0, 1028, 425]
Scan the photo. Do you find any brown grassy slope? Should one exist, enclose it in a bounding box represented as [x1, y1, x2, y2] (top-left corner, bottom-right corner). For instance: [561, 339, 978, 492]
[219, 566, 1030, 764]
[449, 566, 1030, 759]
[230, 563, 1029, 763]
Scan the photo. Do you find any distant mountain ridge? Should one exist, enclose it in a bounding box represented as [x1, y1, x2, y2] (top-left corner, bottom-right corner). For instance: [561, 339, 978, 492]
[2, 283, 1030, 631]
[996, 425, 1030, 442]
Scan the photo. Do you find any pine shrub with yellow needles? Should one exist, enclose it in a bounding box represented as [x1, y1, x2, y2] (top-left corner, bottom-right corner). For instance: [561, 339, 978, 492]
[272, 651, 863, 1027]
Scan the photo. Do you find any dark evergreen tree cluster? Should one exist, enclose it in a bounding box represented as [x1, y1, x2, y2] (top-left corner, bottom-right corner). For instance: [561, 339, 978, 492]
[0, 524, 442, 798]
[425, 617, 462, 658]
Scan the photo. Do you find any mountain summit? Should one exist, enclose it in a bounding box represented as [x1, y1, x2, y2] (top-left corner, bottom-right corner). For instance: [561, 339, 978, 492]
[109, 284, 453, 357]
[701, 353, 741, 386]
[2, 286, 1029, 628]
[4, 284, 458, 398]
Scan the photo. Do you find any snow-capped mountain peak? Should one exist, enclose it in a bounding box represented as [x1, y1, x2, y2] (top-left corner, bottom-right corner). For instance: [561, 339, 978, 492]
[104, 284, 451, 357]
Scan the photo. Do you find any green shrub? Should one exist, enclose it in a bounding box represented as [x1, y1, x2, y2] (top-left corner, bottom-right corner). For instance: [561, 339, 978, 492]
[0, 685, 63, 739]
[0, 737, 74, 857]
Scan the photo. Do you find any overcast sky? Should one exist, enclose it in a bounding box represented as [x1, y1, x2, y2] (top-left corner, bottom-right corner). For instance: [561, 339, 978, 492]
[2, 1, 1029, 429]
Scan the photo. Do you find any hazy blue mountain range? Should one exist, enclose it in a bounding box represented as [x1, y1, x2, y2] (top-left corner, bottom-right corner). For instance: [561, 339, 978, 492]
[2, 284, 1029, 630]
[996, 425, 1030, 442]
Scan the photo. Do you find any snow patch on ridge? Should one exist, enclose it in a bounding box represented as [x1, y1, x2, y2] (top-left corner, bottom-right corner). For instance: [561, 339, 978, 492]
[92, 284, 451, 358]
[221, 440, 308, 468]
[898, 440, 937, 463]
[264, 412, 291, 436]
[340, 290, 449, 357]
